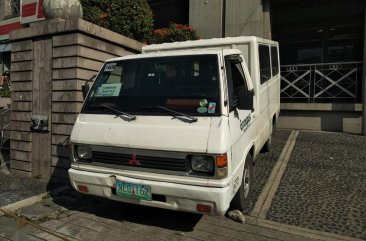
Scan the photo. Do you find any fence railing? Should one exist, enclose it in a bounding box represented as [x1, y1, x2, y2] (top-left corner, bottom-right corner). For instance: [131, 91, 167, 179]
[1, 0, 20, 19]
[280, 62, 363, 103]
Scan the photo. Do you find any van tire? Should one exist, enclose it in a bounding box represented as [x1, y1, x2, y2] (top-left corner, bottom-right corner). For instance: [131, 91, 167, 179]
[230, 154, 253, 211]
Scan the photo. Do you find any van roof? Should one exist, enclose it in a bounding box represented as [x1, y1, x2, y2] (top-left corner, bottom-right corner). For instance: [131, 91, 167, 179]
[143, 36, 278, 53]
[105, 48, 236, 63]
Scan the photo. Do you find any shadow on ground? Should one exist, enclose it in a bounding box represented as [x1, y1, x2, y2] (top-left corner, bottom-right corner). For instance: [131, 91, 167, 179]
[46, 183, 202, 232]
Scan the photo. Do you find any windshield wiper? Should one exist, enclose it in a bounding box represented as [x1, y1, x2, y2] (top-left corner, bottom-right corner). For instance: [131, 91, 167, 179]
[102, 105, 136, 121]
[154, 106, 198, 122]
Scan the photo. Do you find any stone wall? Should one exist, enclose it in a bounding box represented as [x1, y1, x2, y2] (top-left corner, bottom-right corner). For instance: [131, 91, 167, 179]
[9, 18, 142, 180]
[278, 103, 363, 134]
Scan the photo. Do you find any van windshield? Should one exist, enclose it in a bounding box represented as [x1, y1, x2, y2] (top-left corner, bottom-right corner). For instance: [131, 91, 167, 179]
[82, 55, 221, 116]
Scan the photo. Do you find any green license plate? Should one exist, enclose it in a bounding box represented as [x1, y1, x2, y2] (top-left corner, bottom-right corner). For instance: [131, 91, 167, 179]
[116, 180, 152, 201]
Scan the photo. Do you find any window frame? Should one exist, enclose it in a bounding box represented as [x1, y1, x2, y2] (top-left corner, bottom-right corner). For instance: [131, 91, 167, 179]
[270, 46, 279, 77]
[225, 55, 248, 111]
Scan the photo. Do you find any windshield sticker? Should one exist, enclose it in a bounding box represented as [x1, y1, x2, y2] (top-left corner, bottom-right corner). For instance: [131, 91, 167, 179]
[208, 102, 216, 113]
[95, 83, 122, 97]
[199, 99, 208, 107]
[104, 63, 117, 72]
[197, 106, 208, 113]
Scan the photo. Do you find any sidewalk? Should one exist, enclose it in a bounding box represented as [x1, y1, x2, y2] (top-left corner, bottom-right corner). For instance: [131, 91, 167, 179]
[0, 129, 365, 241]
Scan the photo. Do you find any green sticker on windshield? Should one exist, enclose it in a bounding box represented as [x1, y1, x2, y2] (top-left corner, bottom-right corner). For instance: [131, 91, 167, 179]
[199, 99, 208, 107]
[197, 106, 208, 113]
[95, 83, 122, 97]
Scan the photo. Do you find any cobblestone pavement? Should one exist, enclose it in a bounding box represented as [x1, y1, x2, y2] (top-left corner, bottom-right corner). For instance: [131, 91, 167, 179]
[267, 131, 366, 240]
[246, 130, 291, 214]
[0, 172, 49, 207]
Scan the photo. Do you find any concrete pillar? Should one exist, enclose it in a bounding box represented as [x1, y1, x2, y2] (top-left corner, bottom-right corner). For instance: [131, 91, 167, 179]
[224, 0, 271, 38]
[1, 0, 12, 19]
[363, 4, 366, 135]
[189, 0, 223, 38]
[262, 0, 272, 39]
[189, 0, 272, 39]
[0, 1, 4, 19]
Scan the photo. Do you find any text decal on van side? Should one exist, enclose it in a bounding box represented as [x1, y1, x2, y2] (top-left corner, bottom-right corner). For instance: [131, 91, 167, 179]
[240, 114, 251, 132]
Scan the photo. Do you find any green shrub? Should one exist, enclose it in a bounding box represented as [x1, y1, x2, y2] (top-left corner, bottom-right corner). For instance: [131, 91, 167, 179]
[81, 0, 154, 42]
[151, 23, 199, 44]
[0, 89, 11, 98]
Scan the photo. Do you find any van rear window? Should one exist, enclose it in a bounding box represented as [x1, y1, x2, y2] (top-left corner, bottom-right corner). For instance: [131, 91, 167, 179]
[259, 45, 271, 84]
[271, 46, 279, 76]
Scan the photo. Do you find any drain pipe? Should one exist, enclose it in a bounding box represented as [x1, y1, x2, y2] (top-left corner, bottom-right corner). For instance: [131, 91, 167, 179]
[363, 4, 366, 136]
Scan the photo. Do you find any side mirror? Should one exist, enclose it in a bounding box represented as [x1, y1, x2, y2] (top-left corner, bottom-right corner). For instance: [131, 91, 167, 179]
[82, 83, 90, 99]
[238, 89, 254, 111]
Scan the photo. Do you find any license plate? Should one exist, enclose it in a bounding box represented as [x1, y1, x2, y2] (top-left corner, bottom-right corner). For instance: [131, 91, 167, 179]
[116, 180, 152, 201]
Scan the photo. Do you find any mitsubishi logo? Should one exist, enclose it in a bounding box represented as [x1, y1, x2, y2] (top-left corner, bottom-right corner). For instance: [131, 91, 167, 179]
[128, 154, 141, 166]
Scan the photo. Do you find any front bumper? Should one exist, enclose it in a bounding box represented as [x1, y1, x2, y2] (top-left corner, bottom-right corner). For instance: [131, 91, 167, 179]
[68, 168, 232, 215]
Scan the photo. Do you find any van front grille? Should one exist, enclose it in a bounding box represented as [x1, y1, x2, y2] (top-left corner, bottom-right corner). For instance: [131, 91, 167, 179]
[91, 151, 189, 172]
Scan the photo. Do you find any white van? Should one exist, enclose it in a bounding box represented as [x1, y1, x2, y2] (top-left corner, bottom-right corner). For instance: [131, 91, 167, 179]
[68, 36, 280, 215]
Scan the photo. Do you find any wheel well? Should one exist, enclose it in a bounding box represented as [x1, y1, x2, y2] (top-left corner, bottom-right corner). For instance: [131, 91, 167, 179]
[272, 114, 277, 125]
[249, 145, 255, 159]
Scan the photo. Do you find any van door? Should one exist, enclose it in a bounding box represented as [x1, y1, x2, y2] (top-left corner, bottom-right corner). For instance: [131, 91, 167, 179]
[225, 55, 255, 172]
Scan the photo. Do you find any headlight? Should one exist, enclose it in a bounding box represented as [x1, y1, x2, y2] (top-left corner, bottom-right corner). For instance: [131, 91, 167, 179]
[191, 155, 214, 173]
[76, 146, 92, 160]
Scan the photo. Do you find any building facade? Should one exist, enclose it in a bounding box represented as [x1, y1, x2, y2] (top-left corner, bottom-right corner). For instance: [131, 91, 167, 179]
[150, 0, 366, 134]
[1, 0, 365, 134]
[0, 0, 44, 75]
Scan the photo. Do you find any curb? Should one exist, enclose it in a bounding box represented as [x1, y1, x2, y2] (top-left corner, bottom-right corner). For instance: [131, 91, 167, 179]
[244, 216, 364, 241]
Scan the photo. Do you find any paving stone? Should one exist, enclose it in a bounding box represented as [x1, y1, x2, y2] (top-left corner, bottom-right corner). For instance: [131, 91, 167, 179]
[39, 220, 67, 231]
[0, 173, 47, 207]
[267, 131, 366, 240]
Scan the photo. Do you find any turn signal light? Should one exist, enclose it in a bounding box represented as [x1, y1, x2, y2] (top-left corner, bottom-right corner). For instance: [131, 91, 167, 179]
[78, 185, 89, 193]
[216, 155, 227, 168]
[196, 204, 212, 213]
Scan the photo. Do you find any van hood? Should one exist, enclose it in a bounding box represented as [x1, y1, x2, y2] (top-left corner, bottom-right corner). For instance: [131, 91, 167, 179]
[70, 114, 213, 153]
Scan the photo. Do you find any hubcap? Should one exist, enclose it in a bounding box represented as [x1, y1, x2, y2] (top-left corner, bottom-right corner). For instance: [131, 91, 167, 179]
[243, 166, 250, 198]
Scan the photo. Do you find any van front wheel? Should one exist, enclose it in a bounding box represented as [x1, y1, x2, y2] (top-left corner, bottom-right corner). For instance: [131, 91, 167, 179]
[230, 154, 253, 211]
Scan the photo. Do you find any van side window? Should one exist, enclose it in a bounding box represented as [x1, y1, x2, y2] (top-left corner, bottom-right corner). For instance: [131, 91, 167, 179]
[225, 55, 247, 110]
[271, 46, 279, 76]
[259, 45, 271, 84]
